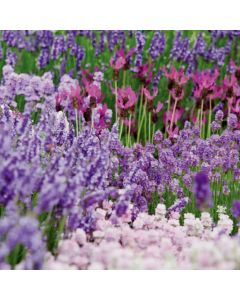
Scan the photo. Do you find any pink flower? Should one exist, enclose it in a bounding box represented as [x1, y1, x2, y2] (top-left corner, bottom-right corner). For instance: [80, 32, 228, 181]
[231, 99, 240, 114]
[117, 86, 137, 112]
[192, 69, 219, 91]
[110, 56, 126, 71]
[70, 84, 81, 100]
[166, 124, 179, 138]
[69, 84, 86, 112]
[192, 112, 206, 125]
[151, 101, 163, 123]
[94, 104, 112, 132]
[86, 82, 102, 101]
[116, 48, 135, 68]
[163, 66, 188, 87]
[192, 69, 220, 102]
[154, 101, 163, 113]
[110, 48, 135, 71]
[82, 69, 94, 85]
[132, 64, 153, 86]
[221, 74, 240, 113]
[123, 117, 135, 128]
[142, 87, 158, 101]
[164, 107, 184, 125]
[170, 87, 184, 102]
[221, 74, 240, 99]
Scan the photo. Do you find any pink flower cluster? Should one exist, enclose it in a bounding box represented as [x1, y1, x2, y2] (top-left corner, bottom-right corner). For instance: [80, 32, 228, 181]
[55, 72, 112, 131]
[44, 202, 240, 270]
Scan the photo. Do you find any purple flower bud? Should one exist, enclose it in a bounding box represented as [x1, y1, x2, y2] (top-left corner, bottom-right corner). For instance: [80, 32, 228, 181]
[37, 48, 50, 69]
[149, 31, 166, 60]
[215, 110, 224, 123]
[213, 103, 224, 113]
[6, 49, 17, 67]
[194, 171, 212, 208]
[168, 197, 188, 214]
[231, 200, 240, 219]
[227, 113, 238, 130]
[154, 130, 163, 143]
[115, 201, 128, 217]
[211, 121, 221, 132]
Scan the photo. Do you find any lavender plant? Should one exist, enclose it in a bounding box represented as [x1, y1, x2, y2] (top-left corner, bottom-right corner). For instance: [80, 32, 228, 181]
[0, 30, 240, 270]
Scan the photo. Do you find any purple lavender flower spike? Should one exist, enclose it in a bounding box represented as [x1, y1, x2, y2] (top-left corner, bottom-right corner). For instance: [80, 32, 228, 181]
[231, 200, 240, 219]
[194, 171, 212, 208]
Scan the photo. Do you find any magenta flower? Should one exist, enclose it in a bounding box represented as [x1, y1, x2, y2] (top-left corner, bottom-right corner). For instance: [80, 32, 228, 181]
[142, 87, 158, 101]
[123, 117, 135, 127]
[221, 74, 240, 113]
[86, 82, 102, 107]
[231, 99, 240, 114]
[69, 84, 86, 111]
[56, 83, 86, 113]
[81, 68, 95, 89]
[164, 107, 184, 126]
[151, 101, 163, 123]
[170, 87, 184, 102]
[82, 68, 94, 80]
[70, 84, 81, 99]
[142, 87, 158, 112]
[110, 48, 135, 73]
[192, 69, 220, 103]
[192, 113, 206, 125]
[154, 101, 163, 113]
[55, 89, 68, 111]
[192, 69, 219, 90]
[94, 104, 112, 132]
[110, 56, 126, 71]
[116, 48, 135, 69]
[222, 75, 240, 98]
[166, 125, 179, 139]
[163, 66, 188, 88]
[117, 86, 137, 115]
[132, 63, 153, 86]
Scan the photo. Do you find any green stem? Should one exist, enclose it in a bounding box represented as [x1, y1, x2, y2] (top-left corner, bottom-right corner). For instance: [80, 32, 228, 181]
[79, 113, 82, 132]
[169, 99, 177, 135]
[137, 86, 144, 126]
[114, 80, 118, 122]
[75, 109, 78, 136]
[123, 70, 126, 88]
[144, 109, 147, 142]
[202, 118, 206, 139]
[207, 99, 212, 138]
[137, 99, 147, 143]
[196, 109, 200, 126]
[127, 113, 132, 147]
[165, 93, 171, 138]
[148, 112, 151, 143]
[200, 99, 204, 139]
[119, 120, 124, 141]
[152, 123, 156, 143]
[167, 93, 171, 113]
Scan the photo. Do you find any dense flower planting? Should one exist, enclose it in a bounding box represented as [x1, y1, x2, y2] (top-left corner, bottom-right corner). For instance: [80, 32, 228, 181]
[0, 30, 240, 270]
